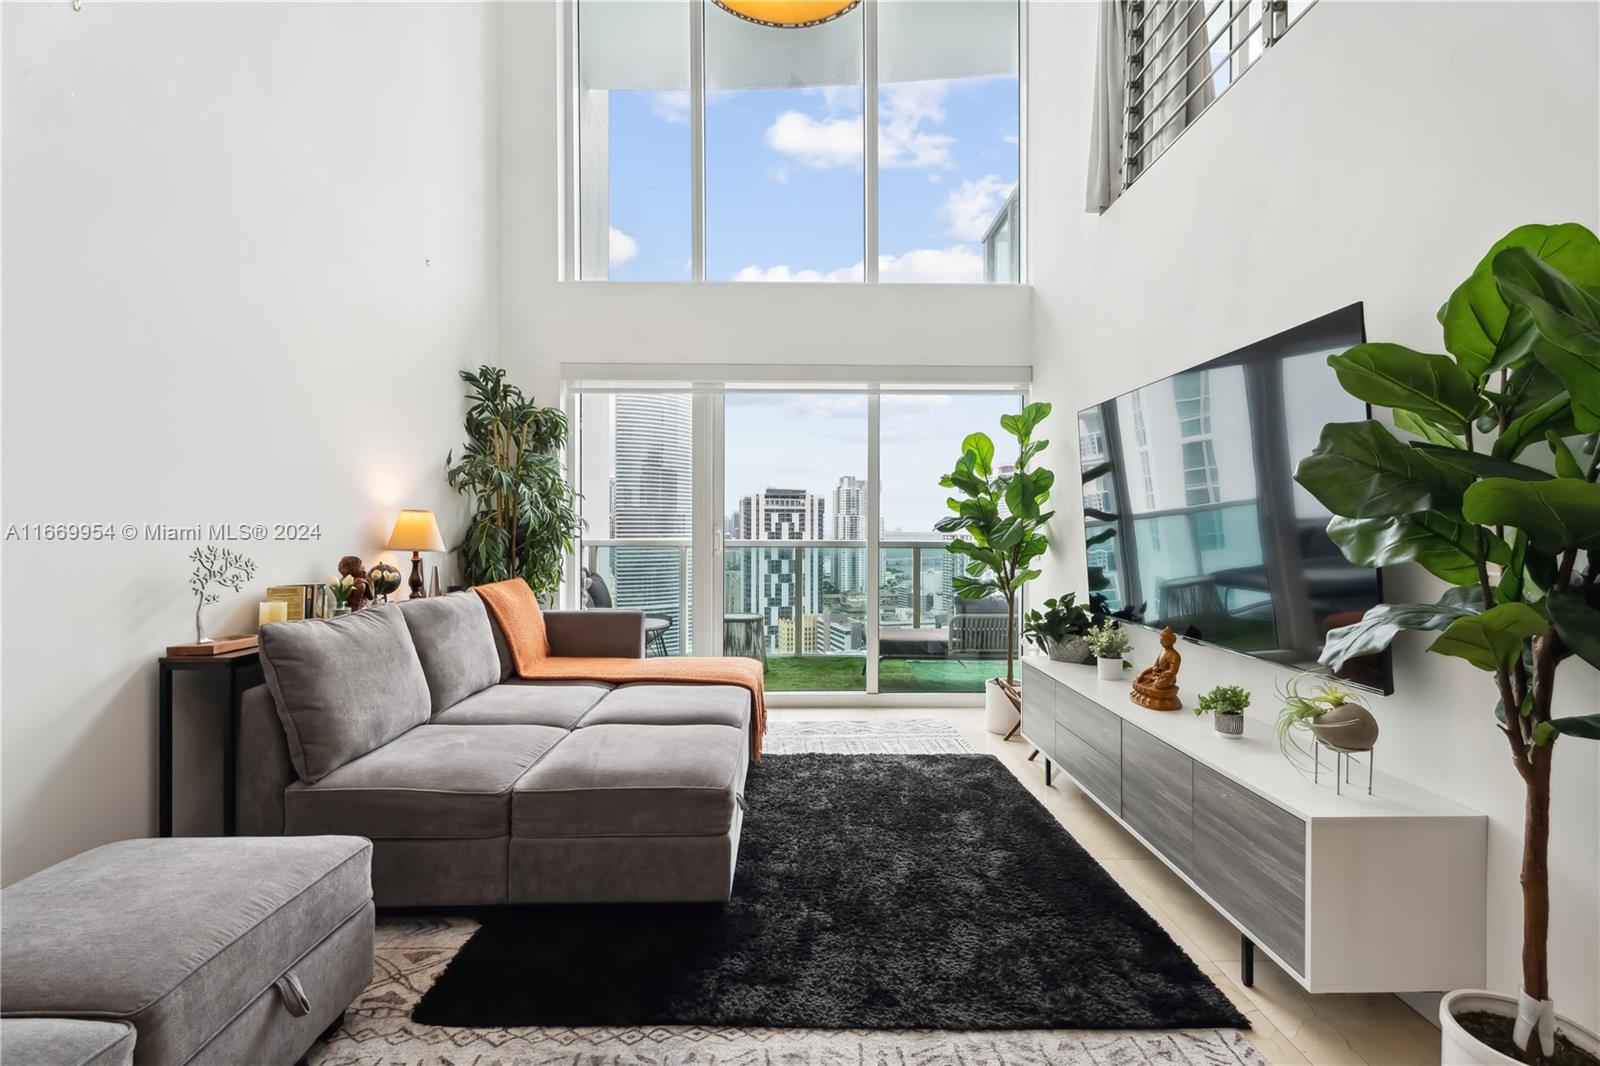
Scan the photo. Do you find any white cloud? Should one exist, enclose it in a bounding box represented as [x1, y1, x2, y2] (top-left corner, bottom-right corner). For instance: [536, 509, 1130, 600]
[765, 111, 864, 170]
[878, 82, 954, 169]
[771, 163, 791, 185]
[878, 245, 983, 283]
[941, 174, 1015, 241]
[765, 80, 957, 172]
[732, 245, 982, 285]
[608, 226, 638, 267]
[651, 90, 689, 123]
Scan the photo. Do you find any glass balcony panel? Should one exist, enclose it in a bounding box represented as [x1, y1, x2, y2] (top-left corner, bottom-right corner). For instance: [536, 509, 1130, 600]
[723, 543, 866, 692]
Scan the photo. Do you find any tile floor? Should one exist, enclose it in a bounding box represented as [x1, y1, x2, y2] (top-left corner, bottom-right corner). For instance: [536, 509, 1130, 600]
[771, 706, 1445, 1066]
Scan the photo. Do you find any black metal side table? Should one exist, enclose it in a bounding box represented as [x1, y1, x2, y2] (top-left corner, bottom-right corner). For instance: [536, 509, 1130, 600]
[158, 648, 262, 837]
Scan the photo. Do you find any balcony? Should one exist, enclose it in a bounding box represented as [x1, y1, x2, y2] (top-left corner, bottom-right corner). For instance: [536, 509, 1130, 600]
[581, 539, 1014, 694]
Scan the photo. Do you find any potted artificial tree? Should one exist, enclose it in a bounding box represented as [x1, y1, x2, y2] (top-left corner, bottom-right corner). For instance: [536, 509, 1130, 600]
[938, 402, 1055, 735]
[446, 366, 582, 599]
[1294, 222, 1600, 1066]
[1022, 593, 1094, 663]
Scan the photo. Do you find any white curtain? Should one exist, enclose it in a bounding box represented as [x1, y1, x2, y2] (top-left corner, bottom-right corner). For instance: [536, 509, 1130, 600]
[1084, 0, 1128, 213]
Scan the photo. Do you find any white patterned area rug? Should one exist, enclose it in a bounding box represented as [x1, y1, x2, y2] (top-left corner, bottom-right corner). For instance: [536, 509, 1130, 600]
[762, 717, 976, 754]
[312, 915, 1264, 1066]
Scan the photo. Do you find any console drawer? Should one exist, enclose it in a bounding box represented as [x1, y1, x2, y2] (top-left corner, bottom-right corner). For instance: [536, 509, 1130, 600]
[1055, 682, 1121, 763]
[1055, 721, 1120, 815]
[1121, 724, 1194, 874]
[1193, 763, 1307, 975]
[1019, 663, 1053, 752]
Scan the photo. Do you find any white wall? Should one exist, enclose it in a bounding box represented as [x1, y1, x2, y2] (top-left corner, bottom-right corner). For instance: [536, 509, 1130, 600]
[496, 1, 1033, 404]
[1028, 0, 1600, 1026]
[2, 2, 499, 882]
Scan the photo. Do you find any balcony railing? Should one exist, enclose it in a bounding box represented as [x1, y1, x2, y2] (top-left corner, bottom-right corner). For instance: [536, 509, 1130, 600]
[580, 538, 1016, 668]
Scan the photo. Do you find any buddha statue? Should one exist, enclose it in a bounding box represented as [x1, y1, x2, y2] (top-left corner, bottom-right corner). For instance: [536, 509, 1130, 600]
[1129, 626, 1183, 711]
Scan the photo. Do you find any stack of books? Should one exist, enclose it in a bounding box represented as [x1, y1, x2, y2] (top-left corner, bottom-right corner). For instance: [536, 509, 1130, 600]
[265, 584, 331, 621]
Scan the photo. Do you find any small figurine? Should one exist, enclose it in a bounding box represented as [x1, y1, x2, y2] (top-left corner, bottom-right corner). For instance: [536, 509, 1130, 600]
[338, 555, 373, 611]
[1129, 625, 1183, 711]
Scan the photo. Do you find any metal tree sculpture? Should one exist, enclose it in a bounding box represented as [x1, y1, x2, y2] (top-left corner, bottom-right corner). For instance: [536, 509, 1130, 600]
[189, 545, 257, 643]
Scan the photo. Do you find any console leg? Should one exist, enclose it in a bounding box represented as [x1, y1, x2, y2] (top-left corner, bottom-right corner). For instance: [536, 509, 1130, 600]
[1241, 935, 1255, 988]
[1045, 758, 1052, 787]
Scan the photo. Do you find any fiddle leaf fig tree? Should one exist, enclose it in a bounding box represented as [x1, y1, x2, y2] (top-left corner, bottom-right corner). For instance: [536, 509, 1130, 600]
[936, 401, 1055, 688]
[446, 366, 582, 599]
[1294, 222, 1600, 1061]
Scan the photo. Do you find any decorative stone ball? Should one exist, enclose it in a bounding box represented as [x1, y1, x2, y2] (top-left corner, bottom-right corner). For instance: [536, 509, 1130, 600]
[1310, 702, 1379, 752]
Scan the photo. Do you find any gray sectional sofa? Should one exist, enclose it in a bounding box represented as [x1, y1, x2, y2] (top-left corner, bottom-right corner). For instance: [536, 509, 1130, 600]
[241, 593, 753, 906]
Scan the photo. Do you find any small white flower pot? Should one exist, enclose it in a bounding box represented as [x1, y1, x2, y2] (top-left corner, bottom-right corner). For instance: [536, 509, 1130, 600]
[1440, 988, 1600, 1065]
[1096, 657, 1123, 681]
[984, 677, 1019, 735]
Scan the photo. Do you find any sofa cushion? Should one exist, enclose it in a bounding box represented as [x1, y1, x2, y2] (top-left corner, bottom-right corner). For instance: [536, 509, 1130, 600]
[579, 683, 750, 729]
[0, 1019, 135, 1066]
[433, 681, 613, 728]
[0, 837, 370, 1066]
[513, 723, 743, 838]
[286, 724, 566, 839]
[259, 606, 430, 783]
[398, 592, 502, 715]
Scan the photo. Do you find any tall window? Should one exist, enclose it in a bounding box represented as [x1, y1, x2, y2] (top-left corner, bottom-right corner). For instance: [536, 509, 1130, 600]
[574, 0, 1022, 283]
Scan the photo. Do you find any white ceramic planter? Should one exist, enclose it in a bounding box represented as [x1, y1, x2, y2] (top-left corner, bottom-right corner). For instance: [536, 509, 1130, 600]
[1440, 989, 1600, 1065]
[1096, 657, 1123, 681]
[984, 677, 1019, 735]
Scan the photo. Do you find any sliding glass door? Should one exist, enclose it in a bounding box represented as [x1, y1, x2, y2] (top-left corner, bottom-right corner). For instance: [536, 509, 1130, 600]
[571, 384, 1025, 696]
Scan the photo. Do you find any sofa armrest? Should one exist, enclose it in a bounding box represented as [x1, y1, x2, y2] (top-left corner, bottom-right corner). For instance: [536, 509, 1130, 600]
[544, 609, 646, 659]
[237, 683, 296, 835]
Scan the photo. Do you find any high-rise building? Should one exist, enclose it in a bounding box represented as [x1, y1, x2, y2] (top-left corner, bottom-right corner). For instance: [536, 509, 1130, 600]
[829, 475, 866, 596]
[581, 394, 693, 653]
[735, 487, 825, 651]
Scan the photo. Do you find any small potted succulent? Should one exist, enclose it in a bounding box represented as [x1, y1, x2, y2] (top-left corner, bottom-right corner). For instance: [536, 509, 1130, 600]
[1196, 684, 1250, 739]
[1022, 593, 1094, 664]
[1085, 621, 1132, 681]
[1275, 672, 1378, 770]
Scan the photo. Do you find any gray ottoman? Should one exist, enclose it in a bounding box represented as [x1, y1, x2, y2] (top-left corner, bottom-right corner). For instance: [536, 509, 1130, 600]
[1, 837, 373, 1066]
[0, 1019, 135, 1066]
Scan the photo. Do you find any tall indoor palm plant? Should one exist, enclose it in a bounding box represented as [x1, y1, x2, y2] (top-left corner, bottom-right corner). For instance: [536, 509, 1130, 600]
[937, 401, 1055, 696]
[1294, 223, 1599, 1064]
[446, 366, 581, 599]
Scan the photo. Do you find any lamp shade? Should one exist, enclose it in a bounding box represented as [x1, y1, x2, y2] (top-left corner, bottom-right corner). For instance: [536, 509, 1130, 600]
[712, 0, 858, 29]
[386, 510, 445, 553]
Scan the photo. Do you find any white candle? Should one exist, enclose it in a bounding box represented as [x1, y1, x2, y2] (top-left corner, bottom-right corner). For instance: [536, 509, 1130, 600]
[259, 601, 288, 627]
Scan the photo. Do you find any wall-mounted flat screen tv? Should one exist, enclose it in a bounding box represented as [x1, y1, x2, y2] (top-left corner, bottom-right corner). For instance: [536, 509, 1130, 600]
[1077, 303, 1393, 694]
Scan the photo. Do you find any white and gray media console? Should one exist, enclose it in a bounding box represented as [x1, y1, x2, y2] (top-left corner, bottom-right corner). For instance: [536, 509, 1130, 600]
[1020, 656, 1487, 994]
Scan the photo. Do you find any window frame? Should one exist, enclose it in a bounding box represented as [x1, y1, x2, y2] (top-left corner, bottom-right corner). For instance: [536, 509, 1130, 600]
[562, 0, 1027, 285]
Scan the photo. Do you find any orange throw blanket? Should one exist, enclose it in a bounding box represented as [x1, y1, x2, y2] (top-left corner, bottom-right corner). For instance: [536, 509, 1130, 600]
[474, 578, 766, 760]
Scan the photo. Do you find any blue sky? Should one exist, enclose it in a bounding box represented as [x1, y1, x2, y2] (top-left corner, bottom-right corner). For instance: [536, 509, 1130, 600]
[603, 74, 1018, 282]
[725, 392, 1023, 535]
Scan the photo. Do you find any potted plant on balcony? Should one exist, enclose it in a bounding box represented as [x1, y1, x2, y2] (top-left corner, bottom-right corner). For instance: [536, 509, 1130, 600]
[1086, 621, 1132, 681]
[1023, 593, 1094, 663]
[447, 366, 582, 600]
[1293, 222, 1600, 1066]
[1196, 684, 1249, 739]
[938, 402, 1055, 735]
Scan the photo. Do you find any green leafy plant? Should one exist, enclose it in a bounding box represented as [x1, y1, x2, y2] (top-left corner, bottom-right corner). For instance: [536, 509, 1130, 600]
[1022, 593, 1093, 651]
[1293, 222, 1600, 1058]
[937, 402, 1055, 688]
[1273, 672, 1364, 770]
[1085, 620, 1131, 661]
[327, 575, 354, 609]
[1195, 683, 1250, 717]
[446, 366, 582, 598]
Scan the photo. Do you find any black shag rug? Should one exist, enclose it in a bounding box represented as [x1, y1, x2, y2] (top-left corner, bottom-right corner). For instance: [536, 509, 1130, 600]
[411, 754, 1248, 1031]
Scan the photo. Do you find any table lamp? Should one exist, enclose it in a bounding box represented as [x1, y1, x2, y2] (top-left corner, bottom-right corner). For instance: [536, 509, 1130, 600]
[386, 509, 445, 599]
